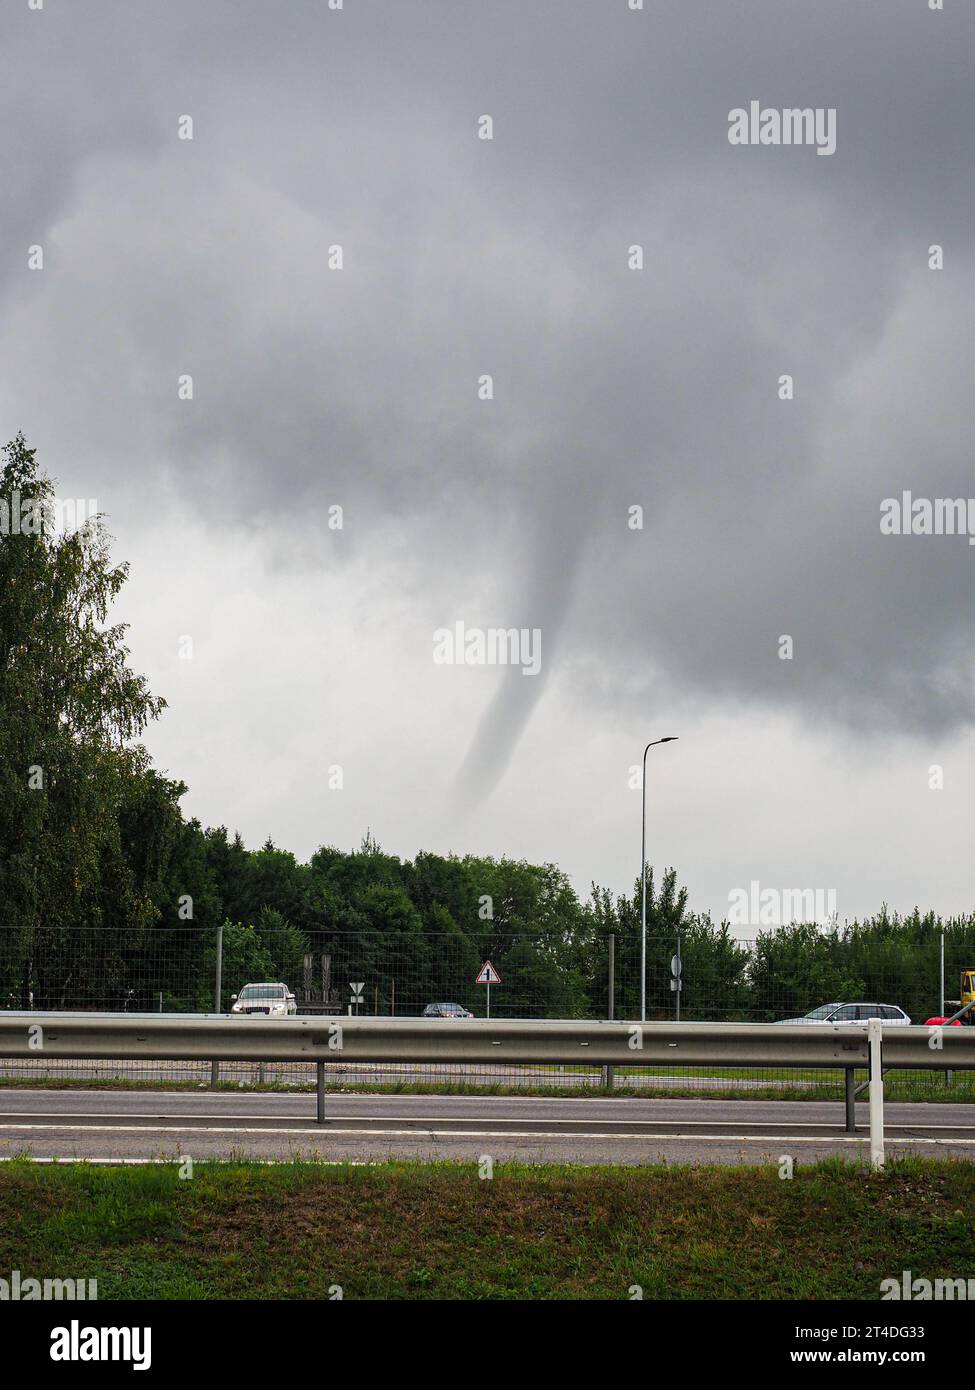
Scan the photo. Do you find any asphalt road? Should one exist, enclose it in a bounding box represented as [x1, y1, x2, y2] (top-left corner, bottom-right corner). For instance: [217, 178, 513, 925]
[1, 1089, 973, 1165]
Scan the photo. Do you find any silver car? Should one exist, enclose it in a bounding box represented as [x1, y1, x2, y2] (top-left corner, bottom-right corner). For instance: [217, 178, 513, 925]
[230, 982, 297, 1017]
[777, 1002, 911, 1025]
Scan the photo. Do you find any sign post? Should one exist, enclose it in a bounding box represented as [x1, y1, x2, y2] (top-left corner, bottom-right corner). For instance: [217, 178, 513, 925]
[475, 960, 501, 1018]
[349, 981, 364, 1016]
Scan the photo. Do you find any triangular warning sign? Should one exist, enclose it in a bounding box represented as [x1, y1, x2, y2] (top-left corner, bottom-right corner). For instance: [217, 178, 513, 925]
[475, 960, 501, 985]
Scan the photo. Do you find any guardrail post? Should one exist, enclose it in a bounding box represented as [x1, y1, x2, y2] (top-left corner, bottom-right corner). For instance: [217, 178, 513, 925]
[868, 1017, 884, 1170]
[844, 1067, 856, 1133]
[316, 1060, 326, 1124]
[209, 920, 224, 1088]
[602, 933, 616, 1091]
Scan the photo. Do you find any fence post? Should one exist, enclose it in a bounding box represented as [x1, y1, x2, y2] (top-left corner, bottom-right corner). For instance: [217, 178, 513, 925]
[844, 1067, 856, 1133]
[317, 1060, 326, 1124]
[210, 920, 223, 1088]
[674, 930, 681, 1023]
[603, 933, 615, 1090]
[940, 932, 954, 1086]
[868, 1017, 884, 1170]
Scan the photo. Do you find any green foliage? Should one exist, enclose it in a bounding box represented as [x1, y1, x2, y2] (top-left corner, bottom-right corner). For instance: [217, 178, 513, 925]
[198, 922, 276, 1012]
[254, 908, 308, 985]
[748, 922, 867, 1021]
[0, 435, 178, 1007]
[747, 912, 975, 1023]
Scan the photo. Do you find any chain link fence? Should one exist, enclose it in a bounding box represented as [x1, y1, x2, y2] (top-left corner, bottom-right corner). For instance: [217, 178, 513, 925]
[0, 924, 972, 1099]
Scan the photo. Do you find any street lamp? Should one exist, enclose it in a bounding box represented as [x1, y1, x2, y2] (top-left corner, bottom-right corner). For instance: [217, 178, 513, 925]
[641, 737, 678, 1023]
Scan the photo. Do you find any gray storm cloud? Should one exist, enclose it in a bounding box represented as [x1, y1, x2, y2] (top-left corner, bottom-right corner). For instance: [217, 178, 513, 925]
[1, 0, 973, 802]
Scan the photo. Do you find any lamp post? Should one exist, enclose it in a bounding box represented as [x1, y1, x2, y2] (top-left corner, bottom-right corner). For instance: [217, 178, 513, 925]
[641, 737, 678, 1023]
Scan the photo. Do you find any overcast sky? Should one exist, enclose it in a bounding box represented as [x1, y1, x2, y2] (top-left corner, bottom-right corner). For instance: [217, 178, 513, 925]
[2, 0, 973, 931]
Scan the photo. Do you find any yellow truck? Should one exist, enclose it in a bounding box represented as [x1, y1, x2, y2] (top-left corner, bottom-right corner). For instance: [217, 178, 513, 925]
[939, 968, 975, 1024]
[962, 969, 975, 1018]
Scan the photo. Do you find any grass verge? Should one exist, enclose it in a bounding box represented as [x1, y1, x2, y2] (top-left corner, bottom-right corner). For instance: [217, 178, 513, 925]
[0, 1156, 972, 1299]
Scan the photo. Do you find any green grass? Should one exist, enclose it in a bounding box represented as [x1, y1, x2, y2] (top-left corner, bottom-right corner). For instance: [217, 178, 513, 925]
[0, 1156, 972, 1299]
[0, 1071, 973, 1102]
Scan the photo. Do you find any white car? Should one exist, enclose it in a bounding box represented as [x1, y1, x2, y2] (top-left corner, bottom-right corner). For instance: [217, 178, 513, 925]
[230, 982, 296, 1017]
[777, 1002, 911, 1026]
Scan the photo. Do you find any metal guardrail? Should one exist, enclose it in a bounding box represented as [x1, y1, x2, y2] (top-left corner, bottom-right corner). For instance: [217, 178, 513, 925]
[0, 1012, 972, 1068]
[0, 1014, 971, 1167]
[0, 1013, 878, 1067]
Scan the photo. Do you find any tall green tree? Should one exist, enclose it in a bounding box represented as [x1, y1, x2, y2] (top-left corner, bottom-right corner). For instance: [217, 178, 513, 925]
[0, 434, 170, 1006]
